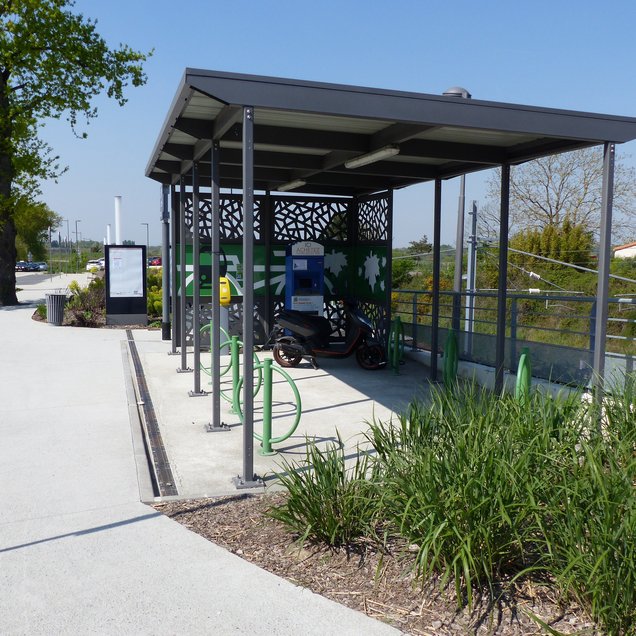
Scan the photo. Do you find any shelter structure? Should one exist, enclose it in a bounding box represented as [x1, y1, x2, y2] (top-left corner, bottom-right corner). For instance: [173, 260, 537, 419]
[146, 69, 636, 487]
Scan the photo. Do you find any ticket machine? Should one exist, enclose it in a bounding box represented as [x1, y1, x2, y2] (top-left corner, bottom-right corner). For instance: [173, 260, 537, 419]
[285, 241, 324, 314]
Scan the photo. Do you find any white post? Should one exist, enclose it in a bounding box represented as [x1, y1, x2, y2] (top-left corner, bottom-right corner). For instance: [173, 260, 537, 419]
[114, 196, 122, 245]
[106, 224, 112, 245]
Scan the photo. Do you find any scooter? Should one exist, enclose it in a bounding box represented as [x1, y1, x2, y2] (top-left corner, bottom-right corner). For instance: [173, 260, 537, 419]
[268, 301, 386, 370]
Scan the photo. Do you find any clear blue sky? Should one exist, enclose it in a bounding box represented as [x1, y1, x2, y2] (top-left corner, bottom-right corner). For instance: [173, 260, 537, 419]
[38, 0, 636, 248]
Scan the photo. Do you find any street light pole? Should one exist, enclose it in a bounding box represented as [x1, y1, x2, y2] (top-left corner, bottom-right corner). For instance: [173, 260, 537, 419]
[64, 219, 70, 273]
[74, 220, 81, 273]
[443, 86, 472, 334]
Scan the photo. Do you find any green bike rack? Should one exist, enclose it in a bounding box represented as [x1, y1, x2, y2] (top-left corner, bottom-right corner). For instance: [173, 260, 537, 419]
[236, 358, 302, 455]
[442, 330, 458, 387]
[199, 321, 231, 377]
[220, 336, 263, 411]
[388, 316, 405, 374]
[515, 347, 532, 405]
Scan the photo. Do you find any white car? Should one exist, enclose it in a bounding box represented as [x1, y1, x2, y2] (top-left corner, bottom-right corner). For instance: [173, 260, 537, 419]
[86, 259, 105, 271]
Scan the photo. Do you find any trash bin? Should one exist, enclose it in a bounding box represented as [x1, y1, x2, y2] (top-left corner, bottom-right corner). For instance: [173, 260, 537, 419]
[45, 292, 67, 326]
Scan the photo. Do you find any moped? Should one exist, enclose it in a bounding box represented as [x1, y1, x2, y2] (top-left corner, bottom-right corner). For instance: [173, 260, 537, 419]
[268, 301, 386, 370]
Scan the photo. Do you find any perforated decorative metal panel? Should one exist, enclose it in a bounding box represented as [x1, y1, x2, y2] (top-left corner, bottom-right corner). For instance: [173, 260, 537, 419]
[273, 198, 349, 242]
[183, 193, 261, 241]
[176, 189, 391, 350]
[357, 193, 389, 242]
[359, 300, 389, 346]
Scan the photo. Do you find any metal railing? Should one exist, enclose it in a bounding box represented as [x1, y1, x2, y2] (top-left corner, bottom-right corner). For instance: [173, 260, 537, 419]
[393, 289, 636, 387]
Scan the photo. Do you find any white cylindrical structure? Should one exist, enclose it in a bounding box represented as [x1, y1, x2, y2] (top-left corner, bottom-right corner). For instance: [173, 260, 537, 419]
[106, 224, 111, 245]
[114, 196, 122, 244]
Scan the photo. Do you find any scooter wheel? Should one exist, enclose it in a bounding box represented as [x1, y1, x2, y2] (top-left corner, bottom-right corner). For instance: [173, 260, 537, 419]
[273, 339, 302, 367]
[356, 343, 386, 370]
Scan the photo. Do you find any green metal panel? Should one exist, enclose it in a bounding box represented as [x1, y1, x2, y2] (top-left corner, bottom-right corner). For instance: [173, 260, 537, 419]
[176, 243, 388, 301]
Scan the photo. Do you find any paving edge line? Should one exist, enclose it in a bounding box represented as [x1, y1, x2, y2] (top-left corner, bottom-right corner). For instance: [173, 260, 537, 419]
[123, 330, 179, 500]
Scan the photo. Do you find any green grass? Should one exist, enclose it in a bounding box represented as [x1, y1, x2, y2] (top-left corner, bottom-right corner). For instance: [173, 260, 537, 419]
[366, 385, 583, 606]
[268, 435, 379, 547]
[269, 378, 636, 633]
[542, 376, 636, 634]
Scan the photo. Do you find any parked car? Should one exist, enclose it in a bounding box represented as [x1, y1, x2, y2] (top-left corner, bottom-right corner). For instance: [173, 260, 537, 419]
[147, 256, 162, 267]
[16, 261, 41, 272]
[86, 259, 105, 271]
[35, 262, 48, 271]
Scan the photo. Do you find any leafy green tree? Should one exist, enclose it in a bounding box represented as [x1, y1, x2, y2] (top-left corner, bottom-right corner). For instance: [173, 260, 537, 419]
[510, 217, 595, 269]
[14, 197, 61, 260]
[406, 234, 432, 260]
[0, 1, 150, 304]
[391, 257, 416, 289]
[478, 221, 596, 291]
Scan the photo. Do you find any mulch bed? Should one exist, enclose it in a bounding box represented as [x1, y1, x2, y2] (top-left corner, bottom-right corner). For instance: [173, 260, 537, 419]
[154, 493, 598, 636]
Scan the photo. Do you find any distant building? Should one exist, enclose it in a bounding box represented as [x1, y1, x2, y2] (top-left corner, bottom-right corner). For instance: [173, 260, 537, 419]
[614, 241, 636, 259]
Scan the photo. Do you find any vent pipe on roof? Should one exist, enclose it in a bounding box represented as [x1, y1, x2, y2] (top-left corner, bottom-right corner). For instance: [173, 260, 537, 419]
[443, 86, 472, 99]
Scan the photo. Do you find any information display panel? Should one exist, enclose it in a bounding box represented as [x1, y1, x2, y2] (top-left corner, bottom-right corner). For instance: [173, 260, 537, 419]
[105, 245, 147, 325]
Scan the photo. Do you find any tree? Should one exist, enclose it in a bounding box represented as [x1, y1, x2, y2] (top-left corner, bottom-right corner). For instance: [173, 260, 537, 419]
[482, 148, 636, 242]
[0, 1, 150, 304]
[406, 234, 432, 260]
[391, 257, 416, 289]
[477, 220, 596, 291]
[509, 217, 595, 269]
[14, 197, 61, 260]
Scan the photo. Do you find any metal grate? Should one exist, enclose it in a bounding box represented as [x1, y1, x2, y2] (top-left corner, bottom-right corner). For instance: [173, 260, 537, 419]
[127, 330, 178, 497]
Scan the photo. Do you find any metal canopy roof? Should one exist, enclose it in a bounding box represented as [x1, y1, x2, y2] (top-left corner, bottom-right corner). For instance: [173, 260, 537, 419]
[146, 69, 636, 196]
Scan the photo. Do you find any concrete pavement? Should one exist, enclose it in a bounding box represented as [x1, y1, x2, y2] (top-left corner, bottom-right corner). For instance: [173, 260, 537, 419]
[1, 273, 403, 635]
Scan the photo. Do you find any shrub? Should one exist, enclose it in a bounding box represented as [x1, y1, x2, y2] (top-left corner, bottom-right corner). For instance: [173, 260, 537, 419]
[147, 267, 162, 319]
[65, 277, 106, 327]
[268, 435, 379, 547]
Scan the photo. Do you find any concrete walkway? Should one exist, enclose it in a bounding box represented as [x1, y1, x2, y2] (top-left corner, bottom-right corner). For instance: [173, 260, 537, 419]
[0, 273, 400, 635]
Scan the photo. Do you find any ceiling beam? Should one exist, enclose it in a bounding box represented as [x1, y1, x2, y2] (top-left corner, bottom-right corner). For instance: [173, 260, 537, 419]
[155, 159, 181, 173]
[213, 104, 242, 140]
[400, 138, 506, 164]
[506, 138, 595, 165]
[371, 123, 437, 149]
[330, 160, 440, 180]
[162, 143, 193, 160]
[223, 122, 370, 153]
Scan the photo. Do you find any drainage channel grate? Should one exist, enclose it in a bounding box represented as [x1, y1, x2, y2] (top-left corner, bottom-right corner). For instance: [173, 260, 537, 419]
[126, 330, 178, 497]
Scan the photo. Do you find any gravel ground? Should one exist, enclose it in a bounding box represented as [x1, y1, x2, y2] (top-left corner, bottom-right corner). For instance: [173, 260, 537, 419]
[154, 493, 599, 636]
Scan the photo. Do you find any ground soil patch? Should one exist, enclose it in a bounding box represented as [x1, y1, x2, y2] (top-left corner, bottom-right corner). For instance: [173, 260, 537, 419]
[154, 493, 597, 635]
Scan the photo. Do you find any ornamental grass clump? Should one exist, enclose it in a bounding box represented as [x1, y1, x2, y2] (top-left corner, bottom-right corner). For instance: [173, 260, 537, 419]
[268, 435, 379, 547]
[366, 383, 583, 607]
[269, 377, 636, 632]
[542, 374, 636, 635]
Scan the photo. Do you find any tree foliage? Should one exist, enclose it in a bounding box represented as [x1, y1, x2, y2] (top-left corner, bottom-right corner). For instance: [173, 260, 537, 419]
[14, 196, 61, 260]
[482, 148, 636, 242]
[391, 257, 416, 289]
[0, 0, 150, 304]
[477, 221, 597, 292]
[509, 217, 595, 269]
[406, 234, 432, 259]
